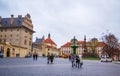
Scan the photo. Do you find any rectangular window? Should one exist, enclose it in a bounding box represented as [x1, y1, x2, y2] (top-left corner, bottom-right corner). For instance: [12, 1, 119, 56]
[16, 34, 19, 37]
[24, 40, 27, 45]
[0, 39, 2, 43]
[29, 32, 32, 35]
[29, 41, 31, 46]
[25, 36, 27, 38]
[10, 34, 12, 37]
[25, 30, 27, 33]
[29, 38, 32, 40]
[11, 29, 12, 32]
[4, 39, 6, 43]
[5, 29, 7, 32]
[17, 29, 19, 31]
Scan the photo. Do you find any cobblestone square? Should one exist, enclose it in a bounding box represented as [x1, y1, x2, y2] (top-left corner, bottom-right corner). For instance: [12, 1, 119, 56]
[0, 58, 120, 76]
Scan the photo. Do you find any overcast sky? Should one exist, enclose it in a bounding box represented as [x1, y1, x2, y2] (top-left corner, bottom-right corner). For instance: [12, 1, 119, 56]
[0, 0, 120, 47]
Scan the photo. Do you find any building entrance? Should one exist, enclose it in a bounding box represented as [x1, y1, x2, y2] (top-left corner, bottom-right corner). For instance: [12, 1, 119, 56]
[7, 48, 10, 57]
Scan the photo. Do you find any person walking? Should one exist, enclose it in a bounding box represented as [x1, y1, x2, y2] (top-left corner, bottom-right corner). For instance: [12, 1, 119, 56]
[50, 54, 54, 64]
[79, 55, 83, 68]
[47, 53, 50, 64]
[76, 55, 80, 68]
[69, 54, 71, 61]
[71, 54, 76, 67]
[33, 53, 35, 60]
[35, 53, 38, 60]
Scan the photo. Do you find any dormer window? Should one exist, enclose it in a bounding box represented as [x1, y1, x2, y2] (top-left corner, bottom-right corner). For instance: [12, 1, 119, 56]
[3, 21, 7, 26]
[17, 20, 21, 25]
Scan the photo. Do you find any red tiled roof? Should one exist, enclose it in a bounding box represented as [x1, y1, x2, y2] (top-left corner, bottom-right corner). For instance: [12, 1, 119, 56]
[44, 38, 56, 45]
[77, 40, 84, 44]
[61, 42, 71, 47]
[61, 41, 106, 47]
[98, 42, 106, 47]
[46, 45, 52, 48]
[61, 40, 84, 47]
[46, 45, 57, 49]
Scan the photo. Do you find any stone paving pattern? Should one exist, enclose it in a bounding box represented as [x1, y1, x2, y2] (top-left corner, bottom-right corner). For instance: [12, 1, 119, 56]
[0, 58, 120, 76]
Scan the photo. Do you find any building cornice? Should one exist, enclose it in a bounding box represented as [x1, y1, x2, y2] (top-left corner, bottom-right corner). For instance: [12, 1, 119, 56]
[0, 25, 35, 33]
[0, 42, 27, 49]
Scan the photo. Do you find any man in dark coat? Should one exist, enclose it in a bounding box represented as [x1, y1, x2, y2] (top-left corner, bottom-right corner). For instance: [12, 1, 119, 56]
[76, 55, 80, 68]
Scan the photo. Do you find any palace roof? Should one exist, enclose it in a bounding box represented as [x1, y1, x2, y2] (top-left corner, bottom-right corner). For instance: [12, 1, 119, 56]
[98, 42, 106, 47]
[44, 38, 56, 45]
[61, 42, 71, 47]
[1, 17, 23, 27]
[61, 41, 105, 47]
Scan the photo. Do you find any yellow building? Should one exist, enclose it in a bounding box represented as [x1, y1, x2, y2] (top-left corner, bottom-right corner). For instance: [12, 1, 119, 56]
[32, 34, 59, 57]
[0, 14, 34, 57]
[0, 42, 27, 57]
[44, 34, 58, 56]
[60, 41, 84, 56]
[60, 38, 105, 57]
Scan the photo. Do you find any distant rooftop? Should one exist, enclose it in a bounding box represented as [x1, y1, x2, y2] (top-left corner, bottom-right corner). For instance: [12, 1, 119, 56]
[1, 18, 23, 27]
[35, 38, 43, 43]
[0, 13, 32, 27]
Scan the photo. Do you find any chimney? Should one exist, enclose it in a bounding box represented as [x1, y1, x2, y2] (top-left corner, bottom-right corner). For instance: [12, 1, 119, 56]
[11, 14, 14, 18]
[84, 35, 86, 41]
[18, 15, 22, 18]
[48, 33, 50, 38]
[10, 14, 14, 25]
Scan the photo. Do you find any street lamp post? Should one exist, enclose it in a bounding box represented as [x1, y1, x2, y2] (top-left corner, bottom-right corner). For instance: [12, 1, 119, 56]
[71, 36, 78, 55]
[84, 35, 87, 52]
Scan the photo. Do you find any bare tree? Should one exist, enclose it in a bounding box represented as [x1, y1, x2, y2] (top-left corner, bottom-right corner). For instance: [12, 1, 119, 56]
[102, 33, 120, 60]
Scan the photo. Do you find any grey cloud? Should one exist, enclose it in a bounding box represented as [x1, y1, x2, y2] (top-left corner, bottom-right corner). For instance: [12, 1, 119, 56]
[1, 0, 120, 47]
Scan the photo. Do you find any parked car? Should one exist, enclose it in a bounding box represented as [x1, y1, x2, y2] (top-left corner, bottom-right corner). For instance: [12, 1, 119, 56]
[101, 57, 112, 62]
[0, 53, 3, 58]
[59, 54, 69, 58]
[25, 54, 31, 58]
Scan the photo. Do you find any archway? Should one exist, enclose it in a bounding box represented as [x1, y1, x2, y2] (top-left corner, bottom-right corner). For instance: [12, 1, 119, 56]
[7, 48, 10, 57]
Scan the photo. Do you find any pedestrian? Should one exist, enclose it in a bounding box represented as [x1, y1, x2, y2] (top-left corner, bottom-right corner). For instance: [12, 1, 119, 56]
[71, 54, 76, 67]
[76, 55, 80, 68]
[79, 55, 83, 68]
[69, 54, 71, 61]
[47, 53, 50, 64]
[33, 53, 35, 60]
[50, 54, 54, 64]
[35, 53, 38, 60]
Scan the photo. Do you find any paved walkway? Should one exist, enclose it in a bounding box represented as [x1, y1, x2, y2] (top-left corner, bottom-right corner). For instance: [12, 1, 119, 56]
[0, 58, 120, 76]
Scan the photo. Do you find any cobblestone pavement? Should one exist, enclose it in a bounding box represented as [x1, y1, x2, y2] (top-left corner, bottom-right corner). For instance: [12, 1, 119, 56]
[0, 57, 120, 76]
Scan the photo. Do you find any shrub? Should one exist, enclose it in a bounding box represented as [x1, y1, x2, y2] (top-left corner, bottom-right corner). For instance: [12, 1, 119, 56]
[83, 52, 99, 58]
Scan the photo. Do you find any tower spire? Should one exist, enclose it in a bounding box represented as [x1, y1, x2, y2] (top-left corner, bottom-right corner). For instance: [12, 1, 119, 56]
[84, 35, 86, 41]
[42, 35, 45, 41]
[48, 33, 50, 38]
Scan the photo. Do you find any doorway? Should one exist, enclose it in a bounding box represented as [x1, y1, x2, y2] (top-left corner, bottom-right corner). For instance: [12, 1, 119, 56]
[7, 48, 10, 57]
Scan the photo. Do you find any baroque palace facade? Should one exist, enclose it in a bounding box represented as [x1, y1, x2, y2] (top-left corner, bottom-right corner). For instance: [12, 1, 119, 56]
[60, 37, 105, 57]
[0, 14, 34, 57]
[32, 33, 59, 57]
